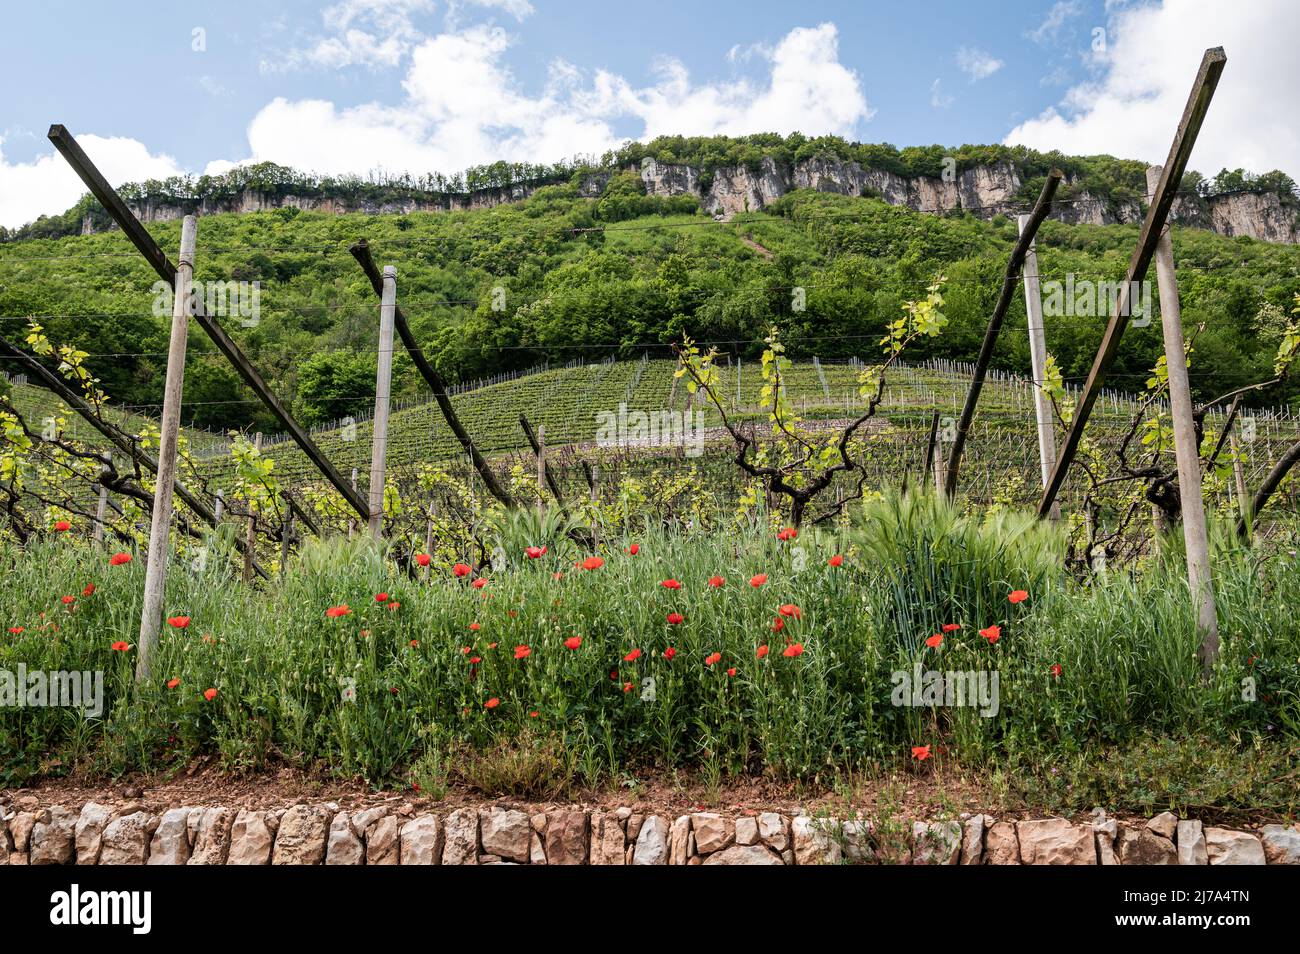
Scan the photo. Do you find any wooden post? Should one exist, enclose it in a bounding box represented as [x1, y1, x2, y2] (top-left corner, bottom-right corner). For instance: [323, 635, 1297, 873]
[1230, 427, 1250, 529]
[281, 508, 294, 578]
[1039, 48, 1227, 517]
[137, 214, 196, 683]
[243, 432, 262, 584]
[368, 266, 397, 539]
[349, 468, 358, 539]
[536, 424, 546, 512]
[93, 453, 110, 543]
[424, 500, 435, 562]
[1148, 165, 1218, 669]
[1019, 212, 1061, 520]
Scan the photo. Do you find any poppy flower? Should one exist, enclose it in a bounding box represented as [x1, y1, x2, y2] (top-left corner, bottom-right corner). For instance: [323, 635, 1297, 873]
[166, 678, 180, 689]
[925, 633, 943, 649]
[704, 652, 722, 666]
[756, 644, 769, 659]
[415, 553, 431, 567]
[912, 745, 931, 761]
[525, 545, 547, 559]
[469, 622, 481, 631]
[660, 579, 682, 590]
[1008, 590, 1029, 605]
[111, 641, 131, 652]
[484, 697, 499, 710]
[553, 571, 565, 580]
[749, 574, 768, 588]
[778, 603, 802, 620]
[61, 595, 75, 605]
[771, 617, 785, 633]
[82, 584, 95, 597]
[452, 563, 472, 577]
[110, 552, 132, 566]
[707, 575, 725, 588]
[514, 644, 531, 659]
[529, 710, 539, 718]
[663, 647, 677, 660]
[54, 520, 71, 532]
[942, 623, 961, 632]
[979, 624, 1001, 645]
[374, 592, 389, 602]
[1050, 664, 1063, 679]
[409, 639, 419, 648]
[472, 578, 487, 589]
[622, 682, 634, 693]
[168, 616, 191, 629]
[627, 544, 639, 555]
[581, 556, 604, 571]
[388, 601, 401, 611]
[666, 612, 684, 625]
[8, 626, 23, 634]
[564, 636, 583, 650]
[203, 688, 218, 701]
[782, 643, 805, 658]
[326, 605, 351, 618]
[623, 648, 642, 662]
[776, 527, 798, 541]
[828, 554, 844, 567]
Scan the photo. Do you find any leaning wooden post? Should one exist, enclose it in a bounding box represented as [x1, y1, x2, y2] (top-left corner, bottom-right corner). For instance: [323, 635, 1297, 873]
[137, 214, 196, 683]
[536, 425, 546, 513]
[349, 468, 358, 539]
[368, 265, 397, 539]
[1148, 164, 1218, 669]
[1019, 212, 1061, 520]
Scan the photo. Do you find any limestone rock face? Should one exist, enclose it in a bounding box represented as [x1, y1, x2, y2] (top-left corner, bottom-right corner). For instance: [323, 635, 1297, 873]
[734, 817, 758, 847]
[399, 815, 443, 866]
[147, 808, 197, 865]
[188, 808, 234, 865]
[690, 813, 734, 855]
[544, 811, 589, 866]
[30, 806, 77, 865]
[227, 810, 274, 865]
[326, 812, 365, 866]
[590, 812, 626, 865]
[668, 815, 691, 866]
[100, 812, 155, 865]
[366, 815, 400, 866]
[1017, 819, 1096, 865]
[480, 808, 531, 864]
[757, 813, 789, 852]
[1177, 820, 1207, 866]
[442, 808, 480, 865]
[632, 816, 670, 866]
[960, 815, 986, 865]
[792, 816, 842, 866]
[1118, 826, 1177, 866]
[271, 805, 329, 865]
[1206, 828, 1266, 865]
[1259, 824, 1300, 865]
[702, 844, 784, 865]
[913, 821, 962, 865]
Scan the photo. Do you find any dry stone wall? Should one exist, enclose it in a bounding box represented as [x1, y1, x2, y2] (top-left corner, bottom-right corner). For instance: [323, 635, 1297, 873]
[3, 799, 1297, 865]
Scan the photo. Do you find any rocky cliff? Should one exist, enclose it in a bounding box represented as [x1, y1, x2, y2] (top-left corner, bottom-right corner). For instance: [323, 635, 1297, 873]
[83, 155, 1297, 245]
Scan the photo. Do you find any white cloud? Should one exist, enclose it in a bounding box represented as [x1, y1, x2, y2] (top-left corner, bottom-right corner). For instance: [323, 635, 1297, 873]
[956, 46, 1004, 82]
[1027, 1, 1082, 46]
[930, 78, 954, 109]
[1005, 0, 1300, 180]
[264, 0, 436, 72]
[0, 135, 183, 230]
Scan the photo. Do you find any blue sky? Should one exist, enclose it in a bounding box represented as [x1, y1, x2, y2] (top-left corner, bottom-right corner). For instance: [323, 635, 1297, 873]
[1, 0, 1296, 227]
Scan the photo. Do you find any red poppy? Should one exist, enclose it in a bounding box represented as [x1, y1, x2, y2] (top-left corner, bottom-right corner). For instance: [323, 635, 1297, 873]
[109, 552, 132, 566]
[166, 678, 180, 689]
[749, 574, 768, 588]
[771, 617, 785, 633]
[111, 641, 131, 652]
[942, 623, 961, 632]
[409, 639, 419, 647]
[912, 745, 931, 761]
[82, 584, 95, 597]
[469, 622, 481, 631]
[581, 556, 604, 571]
[660, 579, 682, 590]
[782, 643, 805, 658]
[627, 544, 640, 555]
[776, 527, 798, 541]
[453, 563, 472, 577]
[54, 520, 71, 532]
[663, 647, 677, 660]
[8, 626, 24, 634]
[203, 688, 219, 701]
[622, 682, 634, 693]
[61, 595, 75, 605]
[415, 553, 431, 567]
[778, 603, 802, 620]
[925, 633, 943, 649]
[472, 578, 488, 589]
[623, 648, 642, 662]
[388, 600, 401, 611]
[666, 612, 684, 625]
[756, 644, 769, 659]
[1008, 590, 1029, 605]
[828, 554, 844, 567]
[484, 697, 499, 710]
[529, 710, 539, 718]
[564, 636, 582, 650]
[525, 545, 547, 559]
[979, 624, 1001, 645]
[704, 652, 722, 666]
[326, 605, 351, 618]
[168, 616, 191, 629]
[553, 571, 565, 580]
[514, 644, 531, 659]
[1050, 663, 1063, 679]
[375, 592, 389, 602]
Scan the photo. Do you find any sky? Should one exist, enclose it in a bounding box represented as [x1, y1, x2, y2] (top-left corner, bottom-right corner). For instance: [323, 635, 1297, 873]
[0, 0, 1297, 229]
